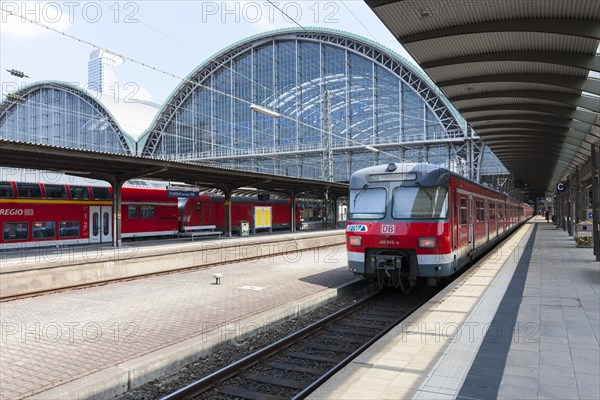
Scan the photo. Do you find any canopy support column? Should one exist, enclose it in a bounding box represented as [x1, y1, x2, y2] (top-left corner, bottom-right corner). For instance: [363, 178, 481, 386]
[220, 186, 233, 238]
[592, 144, 599, 261]
[289, 191, 298, 233]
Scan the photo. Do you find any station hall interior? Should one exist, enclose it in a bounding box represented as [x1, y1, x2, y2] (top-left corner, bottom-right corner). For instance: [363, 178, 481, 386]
[0, 1, 599, 399]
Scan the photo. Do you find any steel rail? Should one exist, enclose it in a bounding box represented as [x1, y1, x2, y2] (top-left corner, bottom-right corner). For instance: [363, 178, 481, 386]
[160, 292, 381, 399]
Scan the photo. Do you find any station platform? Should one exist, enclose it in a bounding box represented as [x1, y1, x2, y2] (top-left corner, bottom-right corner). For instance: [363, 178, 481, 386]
[0, 229, 345, 298]
[311, 217, 600, 400]
[0, 236, 355, 399]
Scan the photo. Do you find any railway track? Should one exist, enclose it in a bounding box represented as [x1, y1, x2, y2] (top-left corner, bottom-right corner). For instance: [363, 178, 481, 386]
[162, 290, 431, 400]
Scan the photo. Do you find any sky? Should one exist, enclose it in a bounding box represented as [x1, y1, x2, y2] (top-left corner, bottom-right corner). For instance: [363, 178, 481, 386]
[0, 0, 421, 106]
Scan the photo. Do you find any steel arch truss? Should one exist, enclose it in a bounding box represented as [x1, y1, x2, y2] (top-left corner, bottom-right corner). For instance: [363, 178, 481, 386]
[0, 82, 131, 154]
[142, 29, 465, 158]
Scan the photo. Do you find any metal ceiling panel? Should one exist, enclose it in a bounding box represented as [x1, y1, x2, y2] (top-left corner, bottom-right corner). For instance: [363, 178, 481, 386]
[409, 32, 598, 63]
[367, 0, 600, 197]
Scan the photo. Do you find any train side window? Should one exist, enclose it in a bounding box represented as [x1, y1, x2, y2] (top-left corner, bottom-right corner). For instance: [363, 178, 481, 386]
[476, 200, 485, 222]
[44, 184, 68, 199]
[17, 183, 42, 198]
[92, 213, 99, 236]
[32, 221, 55, 239]
[460, 197, 467, 225]
[91, 187, 111, 200]
[59, 221, 80, 238]
[3, 222, 28, 240]
[70, 186, 90, 200]
[128, 205, 138, 219]
[489, 202, 496, 220]
[0, 182, 14, 198]
[103, 212, 110, 236]
[140, 205, 155, 219]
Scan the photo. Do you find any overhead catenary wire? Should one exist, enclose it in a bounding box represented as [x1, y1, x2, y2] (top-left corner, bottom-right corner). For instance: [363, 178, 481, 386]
[0, 6, 458, 168]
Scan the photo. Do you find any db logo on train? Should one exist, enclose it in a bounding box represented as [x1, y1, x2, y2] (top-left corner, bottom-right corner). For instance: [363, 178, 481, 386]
[381, 224, 395, 234]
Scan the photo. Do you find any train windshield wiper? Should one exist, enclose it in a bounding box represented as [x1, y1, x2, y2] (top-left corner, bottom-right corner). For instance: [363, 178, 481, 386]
[353, 184, 369, 207]
[418, 186, 435, 217]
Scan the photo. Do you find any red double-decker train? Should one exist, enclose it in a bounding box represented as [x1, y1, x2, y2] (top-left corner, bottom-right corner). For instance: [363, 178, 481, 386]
[346, 163, 533, 291]
[0, 179, 300, 249]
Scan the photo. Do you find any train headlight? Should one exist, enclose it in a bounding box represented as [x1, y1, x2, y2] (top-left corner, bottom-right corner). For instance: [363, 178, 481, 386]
[418, 237, 436, 248]
[349, 236, 362, 247]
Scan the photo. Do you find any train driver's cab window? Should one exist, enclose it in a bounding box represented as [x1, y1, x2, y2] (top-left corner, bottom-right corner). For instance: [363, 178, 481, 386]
[392, 186, 448, 219]
[128, 205, 138, 219]
[349, 187, 386, 219]
[460, 197, 468, 225]
[44, 184, 68, 199]
[91, 187, 111, 200]
[3, 222, 28, 241]
[70, 186, 90, 200]
[140, 205, 155, 219]
[0, 182, 14, 198]
[32, 221, 55, 239]
[59, 221, 80, 238]
[17, 183, 42, 198]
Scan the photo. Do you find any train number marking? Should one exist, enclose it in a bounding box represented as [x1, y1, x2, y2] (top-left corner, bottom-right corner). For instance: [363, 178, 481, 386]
[381, 224, 395, 234]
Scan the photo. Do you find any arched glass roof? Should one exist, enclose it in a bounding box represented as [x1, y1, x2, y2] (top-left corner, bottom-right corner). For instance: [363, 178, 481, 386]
[0, 81, 160, 154]
[139, 28, 475, 181]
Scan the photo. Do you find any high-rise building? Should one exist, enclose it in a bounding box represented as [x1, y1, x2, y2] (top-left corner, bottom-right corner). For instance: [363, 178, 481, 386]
[87, 50, 124, 94]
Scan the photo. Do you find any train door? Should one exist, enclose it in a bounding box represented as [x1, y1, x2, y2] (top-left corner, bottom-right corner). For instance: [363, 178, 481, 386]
[486, 199, 490, 242]
[498, 202, 505, 234]
[202, 201, 213, 225]
[489, 201, 497, 240]
[469, 194, 475, 251]
[495, 201, 499, 237]
[457, 194, 470, 250]
[89, 206, 112, 244]
[194, 202, 205, 225]
[452, 189, 458, 249]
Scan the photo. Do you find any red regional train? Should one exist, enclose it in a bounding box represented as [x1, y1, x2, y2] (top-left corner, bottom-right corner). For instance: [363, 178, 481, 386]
[0, 180, 300, 250]
[346, 163, 533, 291]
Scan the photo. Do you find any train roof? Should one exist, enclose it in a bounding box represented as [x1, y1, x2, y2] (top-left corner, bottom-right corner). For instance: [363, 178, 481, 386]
[0, 168, 173, 189]
[0, 168, 290, 199]
[350, 163, 528, 205]
[349, 163, 450, 187]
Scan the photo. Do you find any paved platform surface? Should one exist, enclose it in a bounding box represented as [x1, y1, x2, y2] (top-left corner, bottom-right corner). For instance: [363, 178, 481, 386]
[0, 241, 353, 399]
[0, 229, 345, 298]
[310, 217, 600, 400]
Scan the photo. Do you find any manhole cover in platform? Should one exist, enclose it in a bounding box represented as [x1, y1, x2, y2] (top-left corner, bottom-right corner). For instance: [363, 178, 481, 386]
[238, 286, 267, 291]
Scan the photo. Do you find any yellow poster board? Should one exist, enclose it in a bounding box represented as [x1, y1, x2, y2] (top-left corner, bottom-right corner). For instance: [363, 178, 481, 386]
[254, 206, 272, 228]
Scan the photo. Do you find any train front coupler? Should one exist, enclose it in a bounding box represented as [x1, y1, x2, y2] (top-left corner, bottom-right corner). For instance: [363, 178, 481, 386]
[369, 253, 417, 291]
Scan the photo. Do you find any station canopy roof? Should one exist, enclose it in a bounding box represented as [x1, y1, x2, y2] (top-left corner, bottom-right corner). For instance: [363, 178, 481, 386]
[0, 140, 348, 198]
[367, 0, 600, 197]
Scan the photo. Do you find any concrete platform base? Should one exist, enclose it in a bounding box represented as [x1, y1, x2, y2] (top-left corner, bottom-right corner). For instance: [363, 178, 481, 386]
[1, 230, 344, 298]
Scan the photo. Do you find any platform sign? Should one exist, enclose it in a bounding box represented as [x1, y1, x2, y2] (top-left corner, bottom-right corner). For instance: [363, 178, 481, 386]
[556, 182, 567, 193]
[254, 206, 272, 228]
[167, 190, 199, 198]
